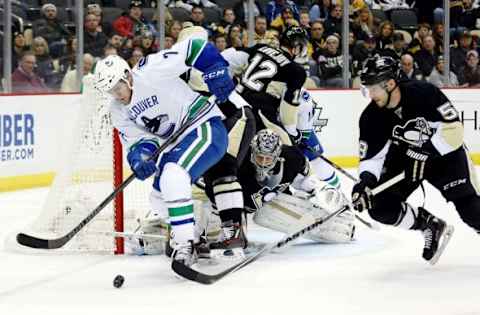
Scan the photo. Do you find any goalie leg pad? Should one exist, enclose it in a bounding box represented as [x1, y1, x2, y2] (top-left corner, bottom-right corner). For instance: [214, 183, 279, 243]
[253, 193, 355, 243]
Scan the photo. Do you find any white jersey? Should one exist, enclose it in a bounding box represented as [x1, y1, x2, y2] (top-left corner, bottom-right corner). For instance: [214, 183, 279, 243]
[110, 38, 224, 151]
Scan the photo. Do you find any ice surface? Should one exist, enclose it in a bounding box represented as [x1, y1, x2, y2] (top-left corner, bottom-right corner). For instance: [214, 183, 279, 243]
[1, 168, 479, 315]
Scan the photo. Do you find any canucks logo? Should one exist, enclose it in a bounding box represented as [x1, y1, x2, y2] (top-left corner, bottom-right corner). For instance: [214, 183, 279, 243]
[141, 114, 175, 139]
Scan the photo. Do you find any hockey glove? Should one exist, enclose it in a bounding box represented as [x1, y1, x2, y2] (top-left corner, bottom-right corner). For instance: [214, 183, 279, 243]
[405, 147, 429, 183]
[351, 172, 377, 212]
[252, 184, 289, 210]
[127, 141, 159, 180]
[202, 63, 235, 103]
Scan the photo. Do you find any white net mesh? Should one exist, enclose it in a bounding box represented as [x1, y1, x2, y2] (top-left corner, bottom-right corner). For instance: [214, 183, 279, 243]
[18, 76, 151, 253]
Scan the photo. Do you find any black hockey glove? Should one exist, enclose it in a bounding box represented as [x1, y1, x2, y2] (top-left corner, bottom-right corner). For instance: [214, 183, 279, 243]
[351, 172, 377, 212]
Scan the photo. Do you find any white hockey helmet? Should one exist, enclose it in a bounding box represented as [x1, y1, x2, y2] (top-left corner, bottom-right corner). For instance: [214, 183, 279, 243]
[251, 129, 282, 172]
[94, 55, 131, 93]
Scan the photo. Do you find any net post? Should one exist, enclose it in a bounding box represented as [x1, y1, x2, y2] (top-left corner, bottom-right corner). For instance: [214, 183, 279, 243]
[113, 128, 125, 254]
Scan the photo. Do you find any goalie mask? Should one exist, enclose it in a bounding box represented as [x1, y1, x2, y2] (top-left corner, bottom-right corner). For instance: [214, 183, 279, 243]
[250, 129, 282, 181]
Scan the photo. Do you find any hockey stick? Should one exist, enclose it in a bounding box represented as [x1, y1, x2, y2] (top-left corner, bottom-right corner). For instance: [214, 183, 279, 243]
[16, 102, 215, 249]
[172, 172, 405, 284]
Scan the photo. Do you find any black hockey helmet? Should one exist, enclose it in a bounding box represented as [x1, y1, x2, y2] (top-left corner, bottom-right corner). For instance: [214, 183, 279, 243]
[280, 26, 308, 50]
[360, 55, 399, 85]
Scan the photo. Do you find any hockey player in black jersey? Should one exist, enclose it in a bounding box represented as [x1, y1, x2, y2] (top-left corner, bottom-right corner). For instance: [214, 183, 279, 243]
[204, 129, 355, 247]
[352, 55, 480, 264]
[222, 26, 342, 188]
[222, 26, 308, 142]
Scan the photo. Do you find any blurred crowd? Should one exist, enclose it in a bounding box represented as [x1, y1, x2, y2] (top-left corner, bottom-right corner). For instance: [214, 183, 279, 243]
[2, 0, 480, 93]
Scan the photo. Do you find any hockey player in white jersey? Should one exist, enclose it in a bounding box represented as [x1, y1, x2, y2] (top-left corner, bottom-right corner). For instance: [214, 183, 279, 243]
[94, 37, 235, 270]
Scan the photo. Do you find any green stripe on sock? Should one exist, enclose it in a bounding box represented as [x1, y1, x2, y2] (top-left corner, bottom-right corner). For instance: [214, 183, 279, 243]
[168, 204, 193, 217]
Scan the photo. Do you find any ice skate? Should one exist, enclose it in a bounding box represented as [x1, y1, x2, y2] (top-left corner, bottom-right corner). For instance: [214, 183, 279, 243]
[209, 220, 247, 259]
[418, 208, 454, 265]
[172, 240, 197, 267]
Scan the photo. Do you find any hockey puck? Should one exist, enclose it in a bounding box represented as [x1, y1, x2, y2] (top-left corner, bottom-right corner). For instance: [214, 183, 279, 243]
[113, 275, 125, 288]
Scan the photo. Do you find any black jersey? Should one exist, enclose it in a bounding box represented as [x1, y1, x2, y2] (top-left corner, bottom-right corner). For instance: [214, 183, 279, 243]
[235, 44, 306, 108]
[238, 145, 309, 210]
[358, 80, 461, 177]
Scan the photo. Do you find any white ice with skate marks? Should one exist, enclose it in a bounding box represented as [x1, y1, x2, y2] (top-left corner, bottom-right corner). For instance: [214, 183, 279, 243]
[1, 168, 480, 315]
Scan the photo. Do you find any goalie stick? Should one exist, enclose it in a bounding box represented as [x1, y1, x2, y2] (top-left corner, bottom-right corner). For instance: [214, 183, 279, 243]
[16, 103, 215, 249]
[172, 172, 405, 284]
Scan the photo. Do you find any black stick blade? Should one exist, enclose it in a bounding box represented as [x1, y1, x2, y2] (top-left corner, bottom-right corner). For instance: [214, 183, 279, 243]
[16, 233, 67, 249]
[16, 233, 50, 249]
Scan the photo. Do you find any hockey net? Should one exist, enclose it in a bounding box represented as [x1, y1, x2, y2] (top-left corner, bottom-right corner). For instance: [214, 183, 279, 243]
[15, 76, 152, 254]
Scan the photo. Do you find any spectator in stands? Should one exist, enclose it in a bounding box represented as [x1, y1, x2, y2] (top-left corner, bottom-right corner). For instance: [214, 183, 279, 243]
[413, 35, 438, 77]
[462, 49, 480, 86]
[382, 32, 406, 60]
[227, 24, 248, 48]
[351, 6, 375, 42]
[84, 13, 109, 58]
[317, 34, 343, 87]
[299, 10, 311, 32]
[104, 44, 118, 57]
[266, 0, 300, 24]
[168, 20, 183, 42]
[214, 34, 227, 52]
[233, 0, 263, 25]
[398, 53, 425, 81]
[58, 37, 77, 76]
[352, 34, 378, 76]
[137, 30, 157, 55]
[33, 3, 71, 54]
[408, 23, 431, 55]
[219, 8, 236, 32]
[309, 20, 326, 59]
[459, 0, 480, 30]
[127, 47, 144, 68]
[451, 31, 473, 84]
[432, 23, 444, 54]
[254, 16, 268, 43]
[309, 0, 332, 21]
[60, 53, 95, 93]
[87, 3, 114, 38]
[271, 5, 300, 33]
[31, 36, 61, 90]
[428, 55, 459, 88]
[189, 5, 213, 35]
[12, 32, 29, 70]
[377, 20, 395, 50]
[12, 52, 48, 93]
[113, 0, 154, 39]
[324, 4, 343, 36]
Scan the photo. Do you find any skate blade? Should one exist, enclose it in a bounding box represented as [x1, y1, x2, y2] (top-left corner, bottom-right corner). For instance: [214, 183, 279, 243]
[429, 225, 454, 266]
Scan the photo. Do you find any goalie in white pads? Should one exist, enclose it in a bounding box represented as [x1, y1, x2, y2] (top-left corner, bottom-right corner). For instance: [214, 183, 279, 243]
[204, 129, 355, 245]
[93, 37, 234, 270]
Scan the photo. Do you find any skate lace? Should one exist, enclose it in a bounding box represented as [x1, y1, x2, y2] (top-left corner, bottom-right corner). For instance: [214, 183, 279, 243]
[423, 228, 433, 249]
[174, 242, 193, 259]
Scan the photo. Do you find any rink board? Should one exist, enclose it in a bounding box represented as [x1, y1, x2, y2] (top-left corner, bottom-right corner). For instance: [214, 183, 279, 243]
[0, 89, 479, 191]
